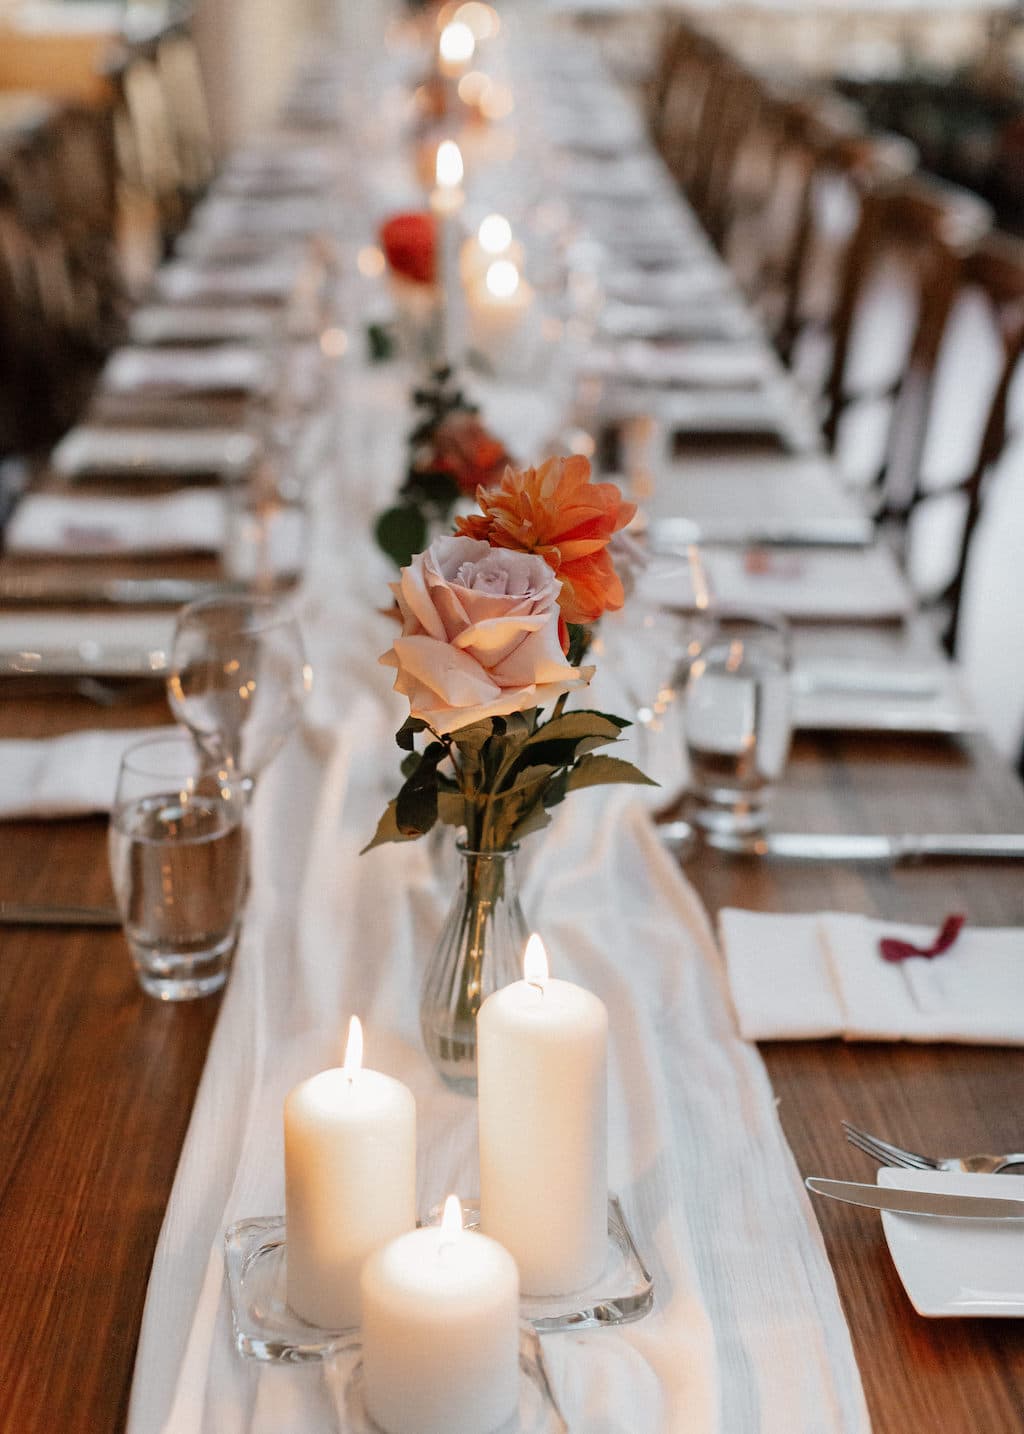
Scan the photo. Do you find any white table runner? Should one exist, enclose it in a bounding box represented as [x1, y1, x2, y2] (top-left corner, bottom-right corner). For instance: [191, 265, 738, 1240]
[126, 386, 868, 1432]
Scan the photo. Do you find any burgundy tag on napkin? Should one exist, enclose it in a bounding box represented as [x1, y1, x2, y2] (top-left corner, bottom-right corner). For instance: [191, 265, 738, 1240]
[879, 913, 966, 963]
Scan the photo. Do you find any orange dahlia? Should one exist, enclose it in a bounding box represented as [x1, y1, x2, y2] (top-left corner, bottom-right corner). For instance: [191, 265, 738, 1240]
[455, 454, 636, 625]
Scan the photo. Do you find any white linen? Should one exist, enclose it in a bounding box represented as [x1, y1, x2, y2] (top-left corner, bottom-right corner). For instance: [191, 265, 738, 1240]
[0, 726, 167, 819]
[720, 908, 1024, 1044]
[6, 491, 225, 556]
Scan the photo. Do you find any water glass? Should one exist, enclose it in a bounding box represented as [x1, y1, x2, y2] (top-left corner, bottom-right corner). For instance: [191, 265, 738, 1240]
[683, 607, 792, 838]
[166, 594, 312, 789]
[108, 733, 247, 1000]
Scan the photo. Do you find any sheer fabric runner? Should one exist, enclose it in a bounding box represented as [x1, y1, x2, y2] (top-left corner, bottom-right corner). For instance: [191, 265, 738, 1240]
[126, 373, 868, 1433]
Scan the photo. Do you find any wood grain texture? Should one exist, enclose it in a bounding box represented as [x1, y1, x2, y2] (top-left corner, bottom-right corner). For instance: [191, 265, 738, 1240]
[0, 693, 220, 1434]
[685, 730, 1024, 1434]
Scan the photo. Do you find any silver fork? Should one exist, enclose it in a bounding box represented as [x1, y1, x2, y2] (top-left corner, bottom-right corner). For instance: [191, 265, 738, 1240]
[843, 1120, 1024, 1175]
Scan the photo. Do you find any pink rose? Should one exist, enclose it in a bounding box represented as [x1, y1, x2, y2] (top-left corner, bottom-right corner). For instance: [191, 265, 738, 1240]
[381, 536, 593, 734]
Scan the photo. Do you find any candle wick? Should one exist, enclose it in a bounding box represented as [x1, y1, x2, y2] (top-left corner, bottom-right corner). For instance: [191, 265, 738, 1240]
[527, 980, 545, 997]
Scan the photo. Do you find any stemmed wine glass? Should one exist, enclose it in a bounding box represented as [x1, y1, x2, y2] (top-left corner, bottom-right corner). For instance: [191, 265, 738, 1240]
[166, 594, 312, 793]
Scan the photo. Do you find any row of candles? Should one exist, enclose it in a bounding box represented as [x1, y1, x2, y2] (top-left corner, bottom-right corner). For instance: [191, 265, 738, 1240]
[284, 936, 607, 1434]
[430, 139, 539, 374]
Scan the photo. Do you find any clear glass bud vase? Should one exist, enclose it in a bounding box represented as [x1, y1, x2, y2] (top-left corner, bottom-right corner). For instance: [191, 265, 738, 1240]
[420, 844, 528, 1093]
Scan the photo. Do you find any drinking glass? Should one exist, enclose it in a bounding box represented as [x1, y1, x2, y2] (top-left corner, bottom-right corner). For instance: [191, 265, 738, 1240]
[166, 595, 312, 790]
[108, 732, 247, 1000]
[682, 607, 792, 839]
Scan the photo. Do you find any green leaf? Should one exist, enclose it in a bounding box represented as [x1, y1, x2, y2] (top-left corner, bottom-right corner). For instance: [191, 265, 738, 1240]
[566, 623, 593, 666]
[530, 711, 624, 743]
[375, 504, 427, 570]
[395, 715, 428, 752]
[511, 801, 552, 842]
[563, 708, 630, 730]
[361, 799, 419, 853]
[366, 321, 397, 363]
[542, 769, 570, 809]
[449, 720, 493, 751]
[396, 741, 446, 836]
[400, 751, 421, 779]
[408, 469, 459, 511]
[499, 763, 558, 798]
[565, 754, 659, 793]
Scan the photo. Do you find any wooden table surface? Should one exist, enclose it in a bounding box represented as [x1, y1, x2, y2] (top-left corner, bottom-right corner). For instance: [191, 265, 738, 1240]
[2, 693, 1023, 1432]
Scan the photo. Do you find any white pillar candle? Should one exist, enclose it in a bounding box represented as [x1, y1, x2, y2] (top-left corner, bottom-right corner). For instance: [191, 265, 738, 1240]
[285, 1017, 416, 1329]
[361, 1195, 520, 1434]
[466, 259, 539, 378]
[429, 140, 466, 365]
[478, 935, 608, 1295]
[459, 213, 525, 287]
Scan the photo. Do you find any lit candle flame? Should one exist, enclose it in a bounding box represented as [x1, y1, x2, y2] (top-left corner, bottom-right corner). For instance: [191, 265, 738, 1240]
[435, 139, 464, 190]
[440, 20, 475, 67]
[343, 1015, 363, 1078]
[478, 213, 512, 255]
[485, 258, 519, 300]
[454, 2, 500, 40]
[441, 1193, 464, 1235]
[523, 933, 548, 991]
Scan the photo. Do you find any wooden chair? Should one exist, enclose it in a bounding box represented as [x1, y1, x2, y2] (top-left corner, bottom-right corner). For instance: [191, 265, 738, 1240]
[155, 25, 215, 199]
[821, 176, 992, 519]
[928, 232, 1024, 654]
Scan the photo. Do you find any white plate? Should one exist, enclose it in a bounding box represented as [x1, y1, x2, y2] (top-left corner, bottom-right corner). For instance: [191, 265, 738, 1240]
[880, 1170, 1024, 1317]
[52, 428, 257, 481]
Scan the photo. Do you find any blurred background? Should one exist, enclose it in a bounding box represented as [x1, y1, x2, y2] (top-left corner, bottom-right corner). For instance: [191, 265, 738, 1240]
[0, 0, 1022, 760]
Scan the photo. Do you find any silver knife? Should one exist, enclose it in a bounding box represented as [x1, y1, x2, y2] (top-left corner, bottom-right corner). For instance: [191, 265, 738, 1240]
[0, 902, 122, 927]
[660, 826, 1024, 862]
[0, 576, 233, 607]
[806, 1177, 1024, 1220]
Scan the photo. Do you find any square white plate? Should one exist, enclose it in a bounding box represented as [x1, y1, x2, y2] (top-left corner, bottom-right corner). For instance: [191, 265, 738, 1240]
[880, 1169, 1024, 1317]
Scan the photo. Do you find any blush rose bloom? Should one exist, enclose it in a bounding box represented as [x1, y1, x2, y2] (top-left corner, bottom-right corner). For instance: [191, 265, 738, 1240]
[381, 536, 593, 734]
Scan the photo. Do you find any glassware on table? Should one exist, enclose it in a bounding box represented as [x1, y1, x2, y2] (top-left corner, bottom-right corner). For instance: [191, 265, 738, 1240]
[108, 732, 247, 1000]
[166, 594, 312, 791]
[420, 843, 528, 1095]
[682, 606, 792, 840]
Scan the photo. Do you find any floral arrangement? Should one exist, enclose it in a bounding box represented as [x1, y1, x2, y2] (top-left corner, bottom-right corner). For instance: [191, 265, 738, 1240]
[379, 211, 436, 287]
[374, 366, 511, 569]
[367, 454, 654, 853]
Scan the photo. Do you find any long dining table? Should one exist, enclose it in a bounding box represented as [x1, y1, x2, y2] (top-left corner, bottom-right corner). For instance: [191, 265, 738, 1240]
[3, 12, 1024, 1434]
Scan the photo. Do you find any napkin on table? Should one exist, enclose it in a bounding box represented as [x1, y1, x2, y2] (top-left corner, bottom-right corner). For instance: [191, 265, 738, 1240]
[0, 727, 170, 820]
[719, 908, 1024, 1045]
[5, 491, 226, 556]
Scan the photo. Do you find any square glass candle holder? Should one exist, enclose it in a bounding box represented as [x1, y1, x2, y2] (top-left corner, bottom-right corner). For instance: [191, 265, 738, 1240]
[423, 1195, 655, 1332]
[225, 1216, 356, 1363]
[326, 1326, 568, 1434]
[225, 1195, 654, 1365]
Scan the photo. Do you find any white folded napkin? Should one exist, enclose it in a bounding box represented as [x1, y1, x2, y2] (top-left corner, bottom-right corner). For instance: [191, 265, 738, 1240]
[129, 305, 278, 345]
[719, 908, 1024, 1044]
[51, 426, 257, 481]
[6, 491, 225, 556]
[102, 346, 272, 396]
[0, 727, 168, 819]
[155, 260, 301, 303]
[699, 544, 914, 622]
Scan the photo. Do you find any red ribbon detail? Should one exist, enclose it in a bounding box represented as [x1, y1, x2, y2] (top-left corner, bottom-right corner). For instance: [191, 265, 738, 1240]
[879, 912, 967, 963]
